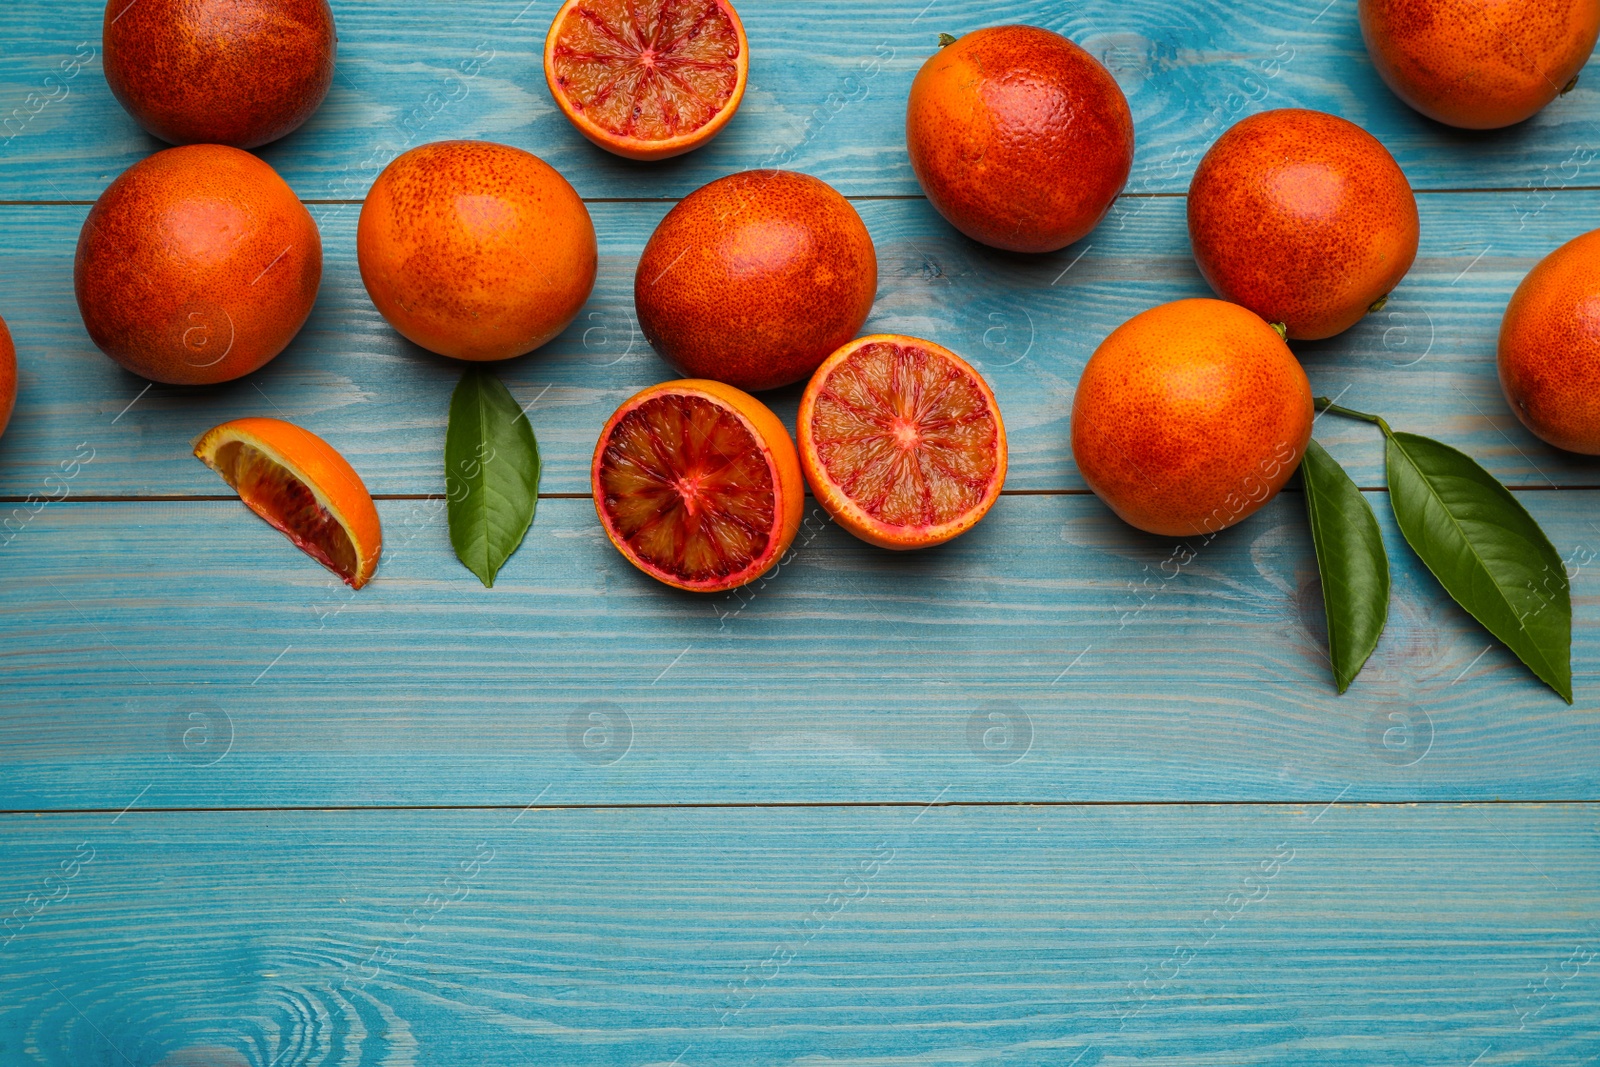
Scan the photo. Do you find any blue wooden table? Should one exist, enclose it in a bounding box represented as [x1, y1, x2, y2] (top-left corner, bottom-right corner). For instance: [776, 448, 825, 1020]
[3, 1, 1600, 1063]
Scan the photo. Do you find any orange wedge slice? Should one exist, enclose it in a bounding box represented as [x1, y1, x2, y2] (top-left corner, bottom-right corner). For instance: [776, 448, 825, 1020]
[194, 417, 382, 589]
[544, 0, 749, 161]
[799, 335, 1007, 550]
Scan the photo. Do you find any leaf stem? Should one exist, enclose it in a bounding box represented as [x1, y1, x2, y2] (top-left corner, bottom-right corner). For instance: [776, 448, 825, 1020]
[1314, 397, 1393, 436]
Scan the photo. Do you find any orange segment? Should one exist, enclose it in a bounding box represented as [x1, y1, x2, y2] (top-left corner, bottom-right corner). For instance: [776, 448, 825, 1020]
[545, 0, 748, 161]
[194, 417, 382, 589]
[799, 335, 1007, 550]
[592, 379, 802, 591]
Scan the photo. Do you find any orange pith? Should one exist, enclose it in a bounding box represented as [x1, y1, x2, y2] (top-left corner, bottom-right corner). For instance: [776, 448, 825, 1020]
[799, 335, 1007, 550]
[593, 380, 802, 592]
[194, 417, 382, 589]
[545, 0, 748, 161]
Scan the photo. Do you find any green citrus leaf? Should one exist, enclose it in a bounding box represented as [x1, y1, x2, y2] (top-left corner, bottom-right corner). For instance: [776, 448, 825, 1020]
[1384, 431, 1571, 703]
[1300, 438, 1389, 693]
[445, 369, 540, 589]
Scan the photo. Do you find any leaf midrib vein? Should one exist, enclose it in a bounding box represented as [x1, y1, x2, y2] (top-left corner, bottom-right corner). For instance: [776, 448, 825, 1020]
[1389, 435, 1563, 685]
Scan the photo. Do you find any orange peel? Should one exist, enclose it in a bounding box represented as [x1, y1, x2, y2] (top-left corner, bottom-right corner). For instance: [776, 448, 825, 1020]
[194, 417, 382, 588]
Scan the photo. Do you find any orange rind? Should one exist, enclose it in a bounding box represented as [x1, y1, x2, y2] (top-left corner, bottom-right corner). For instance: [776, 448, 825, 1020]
[592, 379, 802, 591]
[195, 417, 382, 588]
[799, 335, 1007, 550]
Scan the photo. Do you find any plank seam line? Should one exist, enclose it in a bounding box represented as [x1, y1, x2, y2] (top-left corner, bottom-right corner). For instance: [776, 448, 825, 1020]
[1, 186, 1594, 207]
[1, 799, 1596, 816]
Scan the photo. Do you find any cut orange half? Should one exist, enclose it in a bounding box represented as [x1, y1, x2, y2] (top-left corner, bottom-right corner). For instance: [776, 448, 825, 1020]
[592, 379, 803, 592]
[194, 417, 383, 589]
[799, 335, 1007, 550]
[544, 0, 749, 161]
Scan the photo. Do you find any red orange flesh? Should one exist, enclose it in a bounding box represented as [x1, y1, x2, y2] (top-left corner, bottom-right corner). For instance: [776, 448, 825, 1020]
[799, 335, 1007, 550]
[195, 417, 382, 588]
[593, 380, 803, 591]
[0, 315, 15, 441]
[545, 0, 749, 160]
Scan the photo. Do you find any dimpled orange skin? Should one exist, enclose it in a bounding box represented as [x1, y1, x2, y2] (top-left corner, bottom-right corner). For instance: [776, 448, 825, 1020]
[358, 141, 598, 362]
[104, 0, 337, 149]
[0, 316, 15, 440]
[1071, 299, 1314, 538]
[1360, 0, 1600, 129]
[1498, 228, 1600, 454]
[1188, 109, 1419, 341]
[905, 25, 1134, 254]
[634, 170, 877, 392]
[75, 144, 322, 386]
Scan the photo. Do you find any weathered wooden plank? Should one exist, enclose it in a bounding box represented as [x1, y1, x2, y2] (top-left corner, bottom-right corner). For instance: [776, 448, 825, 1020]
[3, 491, 1597, 809]
[2, 804, 1597, 1066]
[1, 0, 1597, 200]
[1, 191, 1595, 498]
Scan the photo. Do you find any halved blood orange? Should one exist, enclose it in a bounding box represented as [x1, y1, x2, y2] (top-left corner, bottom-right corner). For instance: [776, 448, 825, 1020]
[544, 0, 749, 161]
[592, 379, 803, 592]
[799, 335, 1007, 550]
[194, 417, 382, 589]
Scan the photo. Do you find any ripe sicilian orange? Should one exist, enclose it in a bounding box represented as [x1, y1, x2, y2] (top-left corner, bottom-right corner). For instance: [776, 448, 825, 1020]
[1361, 0, 1600, 129]
[798, 335, 1006, 550]
[1498, 228, 1600, 454]
[358, 140, 597, 362]
[545, 0, 748, 160]
[592, 379, 803, 592]
[104, 0, 337, 149]
[906, 25, 1134, 253]
[75, 144, 322, 385]
[1072, 299, 1313, 538]
[195, 417, 382, 589]
[0, 315, 15, 441]
[634, 170, 877, 392]
[1188, 109, 1419, 341]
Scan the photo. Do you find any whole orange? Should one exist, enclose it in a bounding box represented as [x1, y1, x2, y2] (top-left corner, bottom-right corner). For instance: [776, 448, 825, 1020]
[0, 315, 15, 440]
[1072, 299, 1313, 538]
[75, 144, 322, 386]
[905, 25, 1134, 253]
[104, 0, 337, 148]
[1188, 109, 1419, 341]
[1498, 228, 1600, 453]
[357, 141, 597, 362]
[1360, 0, 1600, 129]
[634, 170, 877, 392]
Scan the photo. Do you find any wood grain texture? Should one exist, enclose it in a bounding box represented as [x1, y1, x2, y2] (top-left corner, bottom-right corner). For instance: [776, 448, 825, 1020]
[1, 0, 1599, 200]
[3, 492, 1597, 809]
[2, 805, 1598, 1066]
[3, 2, 1598, 1056]
[3, 191, 1599, 498]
